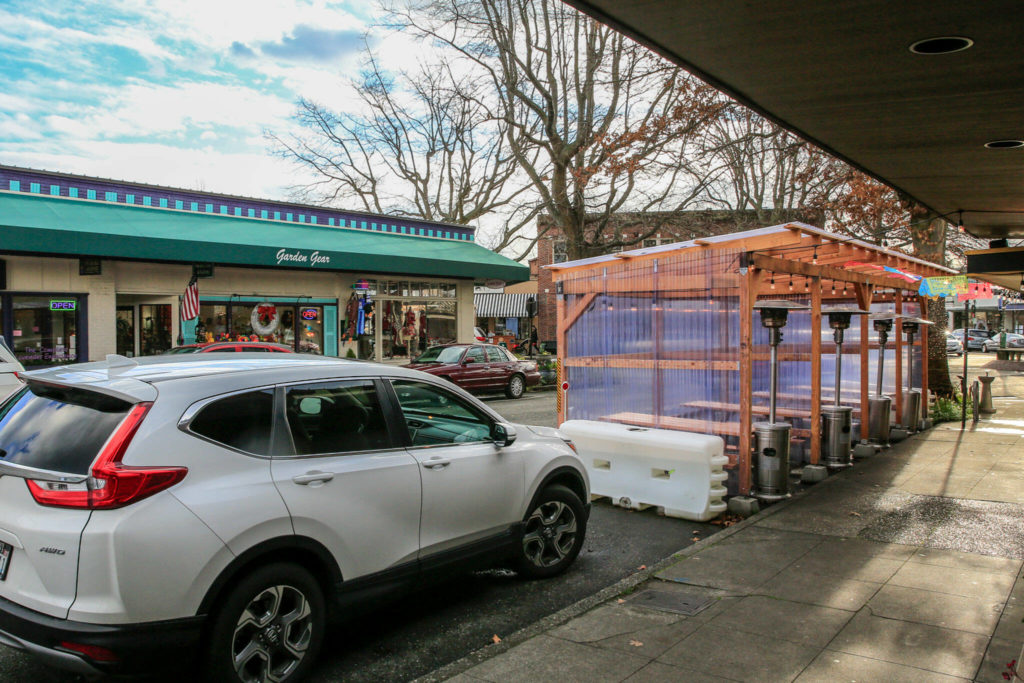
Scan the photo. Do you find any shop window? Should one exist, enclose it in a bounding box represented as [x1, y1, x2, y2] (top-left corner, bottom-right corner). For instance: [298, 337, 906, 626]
[643, 239, 658, 248]
[126, 194, 135, 204]
[143, 196, 152, 206]
[50, 185, 60, 196]
[196, 304, 228, 343]
[87, 189, 96, 200]
[105, 191, 117, 202]
[8, 180, 19, 191]
[69, 187, 78, 198]
[160, 198, 168, 208]
[11, 296, 79, 366]
[139, 304, 172, 355]
[30, 183, 40, 193]
[116, 307, 134, 357]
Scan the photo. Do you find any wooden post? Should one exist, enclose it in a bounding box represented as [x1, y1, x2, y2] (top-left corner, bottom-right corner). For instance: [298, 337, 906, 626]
[738, 267, 763, 495]
[919, 295, 929, 413]
[556, 282, 567, 426]
[894, 291, 904, 425]
[855, 284, 874, 425]
[810, 277, 822, 465]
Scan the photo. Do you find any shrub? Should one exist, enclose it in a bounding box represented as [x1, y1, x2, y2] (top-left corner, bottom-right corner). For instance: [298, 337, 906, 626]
[345, 348, 357, 358]
[931, 395, 972, 423]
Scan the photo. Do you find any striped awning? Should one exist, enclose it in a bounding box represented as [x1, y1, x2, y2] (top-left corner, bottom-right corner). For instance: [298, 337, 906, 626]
[475, 292, 530, 318]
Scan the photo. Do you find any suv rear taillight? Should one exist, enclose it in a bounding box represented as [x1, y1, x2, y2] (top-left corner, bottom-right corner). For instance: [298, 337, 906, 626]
[26, 402, 187, 509]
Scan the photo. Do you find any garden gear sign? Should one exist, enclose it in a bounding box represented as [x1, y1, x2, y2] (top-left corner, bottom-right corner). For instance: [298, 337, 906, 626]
[251, 303, 280, 335]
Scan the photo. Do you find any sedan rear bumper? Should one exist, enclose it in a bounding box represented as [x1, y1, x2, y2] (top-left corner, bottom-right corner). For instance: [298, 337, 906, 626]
[0, 595, 204, 675]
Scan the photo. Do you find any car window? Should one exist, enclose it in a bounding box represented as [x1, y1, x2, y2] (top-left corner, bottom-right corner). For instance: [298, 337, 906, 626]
[0, 385, 132, 474]
[189, 390, 274, 455]
[284, 380, 390, 455]
[206, 346, 237, 352]
[239, 347, 270, 352]
[501, 347, 518, 361]
[465, 347, 486, 363]
[485, 347, 506, 363]
[391, 380, 492, 447]
[412, 346, 465, 364]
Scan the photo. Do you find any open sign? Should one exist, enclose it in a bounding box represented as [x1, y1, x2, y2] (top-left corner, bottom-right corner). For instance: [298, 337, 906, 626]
[300, 308, 319, 321]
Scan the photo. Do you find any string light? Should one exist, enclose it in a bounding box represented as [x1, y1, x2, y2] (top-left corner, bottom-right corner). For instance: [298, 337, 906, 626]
[804, 276, 810, 292]
[788, 278, 794, 292]
[831, 280, 836, 295]
[812, 247, 818, 264]
[770, 273, 776, 290]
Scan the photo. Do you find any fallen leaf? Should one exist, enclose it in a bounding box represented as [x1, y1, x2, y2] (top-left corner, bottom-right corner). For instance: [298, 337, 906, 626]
[629, 640, 644, 647]
[616, 599, 626, 604]
[638, 564, 647, 570]
[848, 511, 861, 517]
[492, 634, 502, 644]
[691, 537, 700, 542]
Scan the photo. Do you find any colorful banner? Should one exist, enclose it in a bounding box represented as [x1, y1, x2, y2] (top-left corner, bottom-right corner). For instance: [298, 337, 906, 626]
[919, 275, 967, 297]
[843, 261, 923, 284]
[957, 281, 994, 302]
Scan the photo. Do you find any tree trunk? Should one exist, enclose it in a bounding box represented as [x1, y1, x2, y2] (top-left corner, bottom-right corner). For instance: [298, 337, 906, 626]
[908, 210, 955, 396]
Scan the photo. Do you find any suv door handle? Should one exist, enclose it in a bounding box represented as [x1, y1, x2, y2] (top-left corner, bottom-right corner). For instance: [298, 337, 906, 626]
[422, 457, 450, 470]
[293, 471, 334, 485]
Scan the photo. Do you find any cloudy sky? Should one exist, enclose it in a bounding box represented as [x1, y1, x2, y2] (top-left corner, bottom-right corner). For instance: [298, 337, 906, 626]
[0, 0, 385, 199]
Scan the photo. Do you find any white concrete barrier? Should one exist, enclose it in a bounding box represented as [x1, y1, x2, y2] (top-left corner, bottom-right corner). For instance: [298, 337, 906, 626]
[560, 420, 728, 522]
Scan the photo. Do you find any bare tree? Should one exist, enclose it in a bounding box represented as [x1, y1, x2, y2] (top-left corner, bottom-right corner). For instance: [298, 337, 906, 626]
[701, 107, 841, 224]
[386, 0, 728, 260]
[270, 51, 541, 257]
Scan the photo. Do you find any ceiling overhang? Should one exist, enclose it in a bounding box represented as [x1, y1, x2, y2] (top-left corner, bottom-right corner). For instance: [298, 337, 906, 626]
[562, 1, 1024, 240]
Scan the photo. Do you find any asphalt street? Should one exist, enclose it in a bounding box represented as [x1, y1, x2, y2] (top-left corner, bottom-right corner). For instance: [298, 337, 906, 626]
[0, 389, 722, 682]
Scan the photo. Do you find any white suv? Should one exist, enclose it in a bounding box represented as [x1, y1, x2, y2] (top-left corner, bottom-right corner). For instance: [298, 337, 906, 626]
[0, 354, 588, 681]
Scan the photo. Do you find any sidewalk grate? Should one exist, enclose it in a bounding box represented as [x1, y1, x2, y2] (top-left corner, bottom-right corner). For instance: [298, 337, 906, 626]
[628, 589, 713, 616]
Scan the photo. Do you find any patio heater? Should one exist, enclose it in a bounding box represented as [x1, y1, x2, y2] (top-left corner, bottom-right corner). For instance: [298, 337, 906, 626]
[899, 316, 934, 432]
[752, 300, 809, 502]
[821, 306, 870, 469]
[867, 313, 904, 445]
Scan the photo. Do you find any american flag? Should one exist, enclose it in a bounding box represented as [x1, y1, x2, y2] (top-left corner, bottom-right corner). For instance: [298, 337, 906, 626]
[181, 275, 200, 321]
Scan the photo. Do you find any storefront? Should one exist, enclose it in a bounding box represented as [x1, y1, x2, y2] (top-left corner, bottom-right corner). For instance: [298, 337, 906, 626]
[0, 165, 528, 365]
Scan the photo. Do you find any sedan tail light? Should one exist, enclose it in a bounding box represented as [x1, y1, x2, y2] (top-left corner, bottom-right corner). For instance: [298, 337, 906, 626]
[27, 403, 187, 509]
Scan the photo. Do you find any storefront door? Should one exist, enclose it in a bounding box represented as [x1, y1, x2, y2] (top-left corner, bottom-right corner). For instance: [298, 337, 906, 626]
[139, 304, 172, 355]
[196, 301, 331, 355]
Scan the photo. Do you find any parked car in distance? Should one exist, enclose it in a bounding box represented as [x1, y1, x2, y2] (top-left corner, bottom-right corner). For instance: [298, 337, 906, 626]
[165, 341, 295, 354]
[404, 343, 541, 399]
[982, 333, 1024, 352]
[951, 328, 993, 351]
[0, 354, 587, 680]
[473, 326, 493, 342]
[946, 332, 963, 356]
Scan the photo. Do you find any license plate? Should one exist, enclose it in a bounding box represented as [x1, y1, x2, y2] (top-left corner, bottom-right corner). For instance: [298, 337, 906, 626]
[0, 541, 10, 581]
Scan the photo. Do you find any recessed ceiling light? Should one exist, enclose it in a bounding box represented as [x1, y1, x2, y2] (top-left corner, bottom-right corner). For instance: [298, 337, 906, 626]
[909, 36, 973, 55]
[984, 140, 1024, 149]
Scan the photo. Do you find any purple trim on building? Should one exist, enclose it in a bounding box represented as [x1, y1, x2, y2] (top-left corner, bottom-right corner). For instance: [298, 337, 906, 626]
[0, 165, 476, 242]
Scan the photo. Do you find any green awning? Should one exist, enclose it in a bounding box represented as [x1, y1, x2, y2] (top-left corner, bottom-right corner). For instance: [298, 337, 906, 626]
[0, 192, 529, 283]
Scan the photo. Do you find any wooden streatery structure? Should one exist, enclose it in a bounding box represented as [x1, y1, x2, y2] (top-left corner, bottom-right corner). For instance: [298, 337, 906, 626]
[548, 223, 958, 494]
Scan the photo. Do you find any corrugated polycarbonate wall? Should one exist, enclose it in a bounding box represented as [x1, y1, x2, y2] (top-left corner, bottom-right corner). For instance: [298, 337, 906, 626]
[560, 249, 744, 436]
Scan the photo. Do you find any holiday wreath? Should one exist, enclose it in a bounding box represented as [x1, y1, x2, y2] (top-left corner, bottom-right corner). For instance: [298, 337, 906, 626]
[250, 303, 280, 336]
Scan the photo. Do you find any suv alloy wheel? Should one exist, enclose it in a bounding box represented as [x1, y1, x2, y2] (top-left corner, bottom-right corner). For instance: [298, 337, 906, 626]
[514, 485, 586, 578]
[205, 563, 326, 683]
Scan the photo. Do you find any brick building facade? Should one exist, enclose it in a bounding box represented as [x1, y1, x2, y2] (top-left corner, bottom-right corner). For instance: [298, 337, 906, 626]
[533, 209, 822, 343]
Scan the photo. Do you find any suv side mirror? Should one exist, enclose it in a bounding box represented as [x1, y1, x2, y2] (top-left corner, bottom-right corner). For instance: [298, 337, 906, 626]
[491, 422, 517, 447]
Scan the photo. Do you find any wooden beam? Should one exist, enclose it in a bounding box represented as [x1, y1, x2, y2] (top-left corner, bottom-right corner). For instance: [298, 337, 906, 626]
[738, 267, 763, 494]
[556, 292, 568, 426]
[750, 253, 921, 291]
[855, 283, 874, 434]
[562, 357, 739, 371]
[919, 295, 929, 419]
[562, 292, 596, 332]
[810, 277, 822, 465]
[894, 291, 904, 425]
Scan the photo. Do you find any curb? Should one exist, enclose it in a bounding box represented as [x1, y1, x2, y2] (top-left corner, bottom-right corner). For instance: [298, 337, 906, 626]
[413, 465, 844, 683]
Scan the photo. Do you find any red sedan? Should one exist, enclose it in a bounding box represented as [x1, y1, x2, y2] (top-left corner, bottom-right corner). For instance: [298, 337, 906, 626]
[165, 341, 295, 354]
[404, 343, 540, 399]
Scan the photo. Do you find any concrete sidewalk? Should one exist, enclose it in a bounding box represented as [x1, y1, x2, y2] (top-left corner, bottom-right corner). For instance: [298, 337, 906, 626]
[432, 365, 1024, 683]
